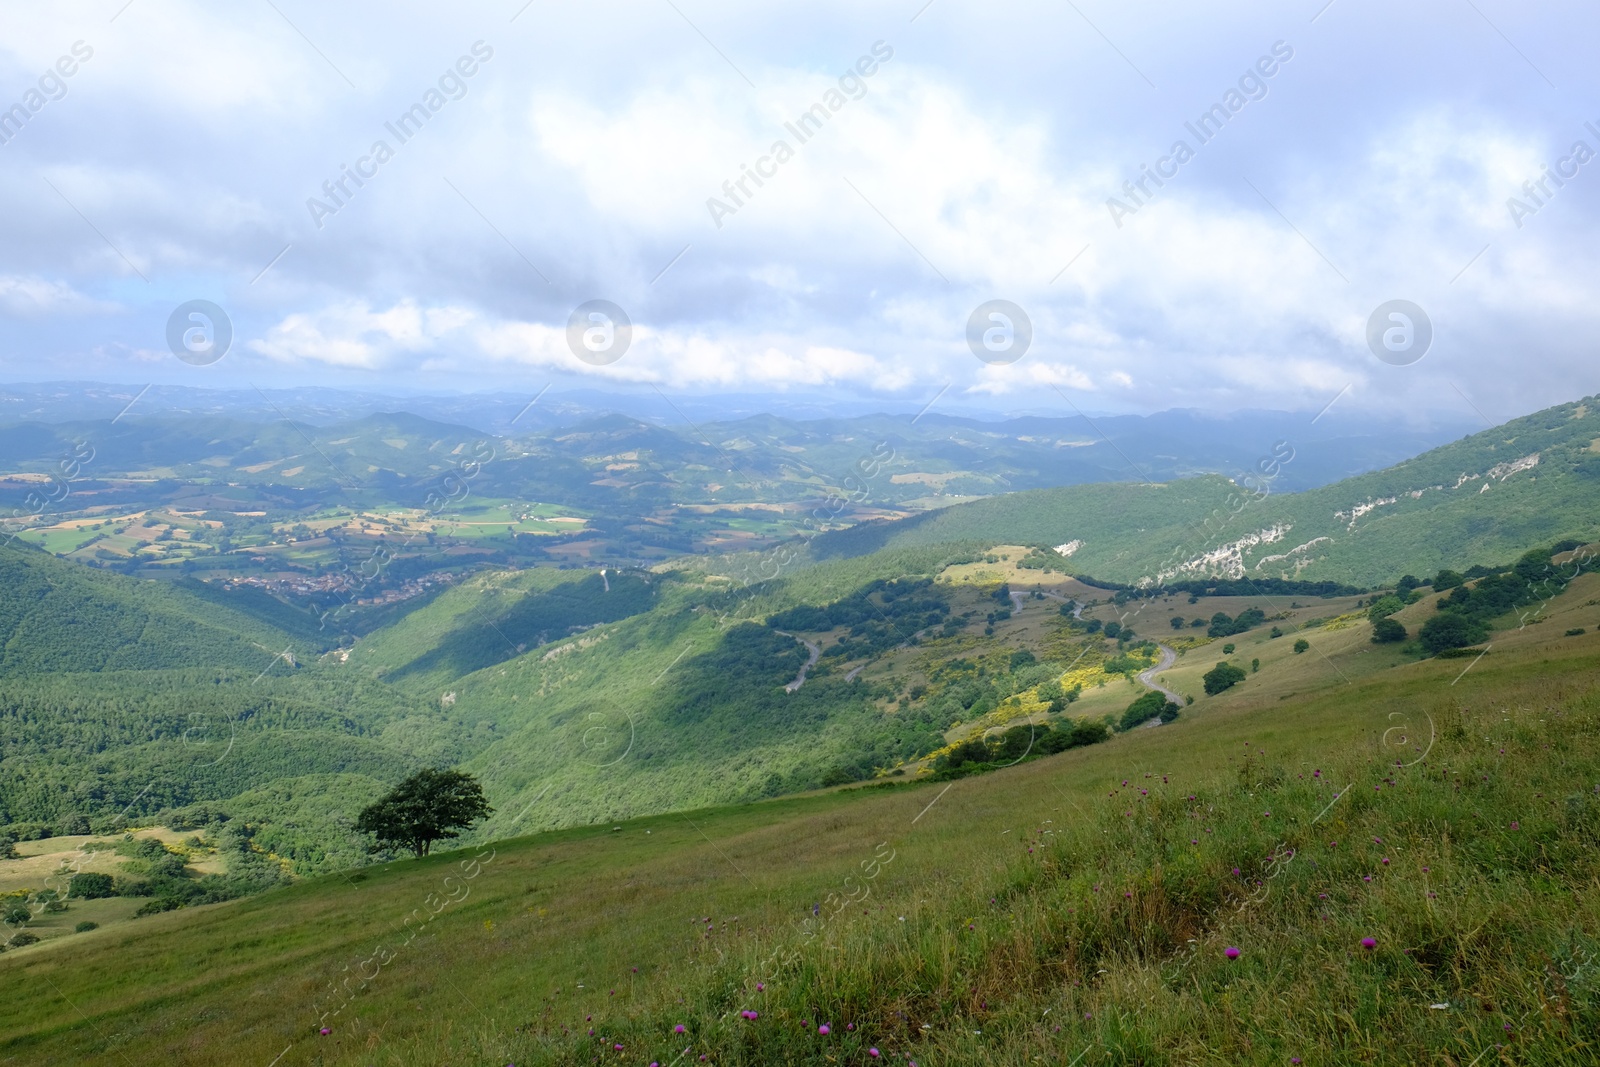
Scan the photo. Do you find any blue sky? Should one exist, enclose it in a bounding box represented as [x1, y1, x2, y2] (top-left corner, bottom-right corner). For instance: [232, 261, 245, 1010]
[0, 0, 1595, 423]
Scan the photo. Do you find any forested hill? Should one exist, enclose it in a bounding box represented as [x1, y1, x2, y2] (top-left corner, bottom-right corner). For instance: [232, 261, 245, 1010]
[0, 543, 315, 674]
[812, 394, 1600, 586]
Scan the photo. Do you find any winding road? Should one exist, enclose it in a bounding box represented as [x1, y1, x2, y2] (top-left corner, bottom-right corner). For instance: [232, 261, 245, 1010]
[774, 631, 822, 692]
[1137, 643, 1183, 705]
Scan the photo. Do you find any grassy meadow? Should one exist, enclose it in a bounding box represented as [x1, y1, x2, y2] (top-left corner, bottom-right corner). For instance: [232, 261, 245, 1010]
[4, 605, 1598, 1065]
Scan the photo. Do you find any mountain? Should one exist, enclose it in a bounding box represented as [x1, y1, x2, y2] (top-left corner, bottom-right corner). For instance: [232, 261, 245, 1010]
[811, 394, 1600, 586]
[0, 543, 315, 674]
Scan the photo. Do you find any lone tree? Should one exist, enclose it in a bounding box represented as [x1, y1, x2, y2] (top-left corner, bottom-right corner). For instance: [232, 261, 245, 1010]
[356, 769, 492, 858]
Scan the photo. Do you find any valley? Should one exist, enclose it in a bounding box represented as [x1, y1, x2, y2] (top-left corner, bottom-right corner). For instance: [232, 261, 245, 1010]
[1, 390, 1598, 1065]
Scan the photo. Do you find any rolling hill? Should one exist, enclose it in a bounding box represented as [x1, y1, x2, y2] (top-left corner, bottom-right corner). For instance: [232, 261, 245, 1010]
[812, 393, 1600, 586]
[4, 575, 1598, 1065]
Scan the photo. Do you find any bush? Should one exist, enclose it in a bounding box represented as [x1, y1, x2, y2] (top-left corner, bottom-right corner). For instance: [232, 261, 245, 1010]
[7, 931, 39, 948]
[2, 902, 31, 926]
[1268, 626, 1283, 638]
[1371, 617, 1407, 643]
[74, 921, 98, 932]
[1203, 662, 1247, 695]
[69, 872, 116, 899]
[1420, 612, 1491, 653]
[1566, 628, 1586, 636]
[1433, 569, 1464, 591]
[1119, 690, 1178, 731]
[1208, 608, 1265, 638]
[1102, 621, 1122, 639]
[1066, 718, 1109, 747]
[134, 897, 183, 917]
[1222, 643, 1235, 654]
[1366, 595, 1405, 621]
[1293, 638, 1310, 653]
[1250, 658, 1260, 673]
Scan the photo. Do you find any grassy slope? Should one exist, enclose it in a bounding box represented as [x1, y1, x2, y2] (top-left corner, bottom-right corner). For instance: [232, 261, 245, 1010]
[5, 576, 1599, 1064]
[346, 566, 599, 688]
[409, 545, 988, 836]
[813, 394, 1600, 586]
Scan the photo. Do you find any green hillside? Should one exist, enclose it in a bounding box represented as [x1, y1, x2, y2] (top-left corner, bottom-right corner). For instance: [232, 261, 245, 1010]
[348, 565, 663, 693]
[0, 669, 472, 838]
[813, 394, 1600, 586]
[0, 543, 318, 673]
[3, 582, 1597, 1065]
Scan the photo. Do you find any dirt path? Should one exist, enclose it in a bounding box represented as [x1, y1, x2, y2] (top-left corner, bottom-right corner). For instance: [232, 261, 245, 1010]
[1137, 643, 1182, 704]
[1027, 589, 1083, 618]
[774, 631, 822, 692]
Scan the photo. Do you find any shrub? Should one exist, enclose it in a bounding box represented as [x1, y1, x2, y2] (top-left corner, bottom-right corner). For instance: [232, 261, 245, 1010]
[1222, 643, 1235, 654]
[1293, 638, 1310, 653]
[1119, 690, 1176, 731]
[74, 921, 98, 932]
[1371, 617, 1407, 643]
[7, 931, 39, 948]
[1207, 608, 1265, 638]
[1566, 627, 1586, 636]
[1420, 612, 1491, 653]
[68, 872, 116, 899]
[1203, 662, 1247, 695]
[1103, 621, 1122, 639]
[1251, 658, 1260, 673]
[2, 903, 31, 926]
[134, 898, 183, 917]
[1268, 626, 1284, 639]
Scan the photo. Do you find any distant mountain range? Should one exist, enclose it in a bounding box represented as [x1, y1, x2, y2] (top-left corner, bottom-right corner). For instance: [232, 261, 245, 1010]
[0, 384, 1477, 507]
[812, 394, 1600, 586]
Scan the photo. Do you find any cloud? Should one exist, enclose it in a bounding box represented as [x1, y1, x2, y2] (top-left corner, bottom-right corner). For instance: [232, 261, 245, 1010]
[1, 0, 1597, 420]
[0, 275, 116, 317]
[248, 300, 474, 368]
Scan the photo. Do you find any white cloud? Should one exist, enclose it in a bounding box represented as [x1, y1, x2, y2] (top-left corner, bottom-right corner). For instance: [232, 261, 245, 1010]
[248, 300, 473, 368]
[0, 275, 115, 316]
[1, 0, 1598, 419]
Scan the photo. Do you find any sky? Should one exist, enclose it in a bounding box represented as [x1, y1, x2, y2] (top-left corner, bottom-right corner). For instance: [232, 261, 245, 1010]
[0, 0, 1596, 423]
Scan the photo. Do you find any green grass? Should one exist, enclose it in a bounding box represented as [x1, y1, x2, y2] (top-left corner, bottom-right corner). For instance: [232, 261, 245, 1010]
[4, 621, 1598, 1064]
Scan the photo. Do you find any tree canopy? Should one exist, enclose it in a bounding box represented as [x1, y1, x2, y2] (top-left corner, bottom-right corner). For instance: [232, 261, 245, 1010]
[1203, 661, 1248, 695]
[355, 769, 492, 858]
